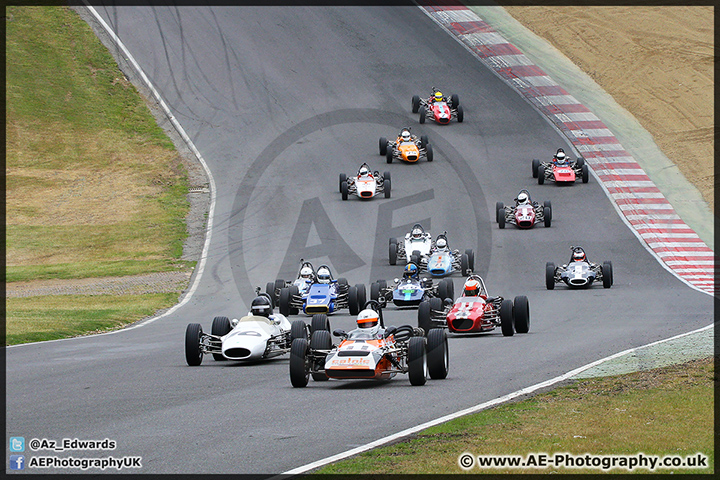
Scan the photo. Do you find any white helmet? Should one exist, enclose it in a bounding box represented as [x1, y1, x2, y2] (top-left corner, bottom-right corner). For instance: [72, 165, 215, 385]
[299, 266, 313, 279]
[356, 308, 379, 329]
[555, 151, 567, 163]
[359, 166, 369, 176]
[517, 192, 529, 204]
[436, 237, 447, 249]
[401, 130, 411, 142]
[412, 226, 424, 239]
[317, 267, 331, 283]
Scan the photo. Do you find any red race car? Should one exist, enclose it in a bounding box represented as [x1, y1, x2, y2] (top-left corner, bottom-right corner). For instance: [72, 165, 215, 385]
[412, 87, 464, 125]
[496, 189, 551, 229]
[532, 148, 588, 185]
[417, 275, 529, 336]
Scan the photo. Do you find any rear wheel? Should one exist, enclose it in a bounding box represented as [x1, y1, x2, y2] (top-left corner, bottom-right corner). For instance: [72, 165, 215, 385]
[426, 143, 434, 162]
[289, 338, 310, 388]
[544, 206, 552, 227]
[582, 164, 589, 183]
[420, 135, 428, 149]
[538, 166, 545, 185]
[602, 261, 613, 288]
[311, 314, 329, 334]
[408, 337, 428, 386]
[456, 105, 464, 123]
[412, 95, 421, 113]
[576, 156, 585, 168]
[461, 253, 470, 275]
[451, 93, 460, 108]
[211, 316, 231, 361]
[288, 285, 300, 315]
[290, 320, 307, 342]
[384, 172, 391, 198]
[341, 180, 348, 200]
[266, 281, 277, 305]
[370, 281, 381, 302]
[444, 278, 455, 300]
[513, 296, 530, 334]
[310, 330, 332, 381]
[419, 106, 426, 124]
[185, 323, 203, 366]
[410, 253, 421, 267]
[355, 283, 367, 310]
[427, 328, 449, 379]
[379, 137, 388, 156]
[389, 238, 398, 265]
[348, 286, 359, 315]
[418, 300, 433, 334]
[532, 159, 540, 178]
[545, 262, 556, 290]
[438, 280, 448, 302]
[500, 299, 515, 336]
[279, 287, 292, 316]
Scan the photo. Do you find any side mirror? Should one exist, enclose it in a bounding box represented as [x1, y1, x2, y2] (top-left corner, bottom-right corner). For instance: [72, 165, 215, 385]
[384, 326, 397, 338]
[333, 329, 346, 338]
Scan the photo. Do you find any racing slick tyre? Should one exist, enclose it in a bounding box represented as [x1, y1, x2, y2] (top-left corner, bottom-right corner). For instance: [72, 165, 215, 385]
[355, 283, 367, 310]
[386, 148, 393, 164]
[410, 253, 421, 267]
[545, 262, 556, 290]
[544, 206, 552, 227]
[338, 173, 346, 193]
[348, 286, 360, 315]
[266, 281, 277, 305]
[438, 280, 448, 302]
[417, 300, 433, 336]
[370, 281, 382, 302]
[451, 93, 460, 108]
[420, 134, 428, 149]
[466, 250, 475, 272]
[290, 320, 307, 342]
[426, 328, 449, 380]
[311, 314, 330, 334]
[426, 143, 434, 162]
[379, 137, 388, 156]
[412, 94, 421, 113]
[532, 159, 540, 178]
[384, 172, 391, 198]
[500, 299, 515, 337]
[602, 261, 613, 288]
[389, 238, 398, 265]
[461, 253, 470, 276]
[444, 278, 455, 300]
[498, 209, 505, 229]
[211, 316, 232, 361]
[341, 180, 349, 200]
[607, 261, 614, 285]
[456, 105, 464, 123]
[419, 106, 427, 124]
[289, 338, 310, 388]
[513, 296, 530, 334]
[279, 287, 292, 316]
[408, 337, 428, 386]
[544, 201, 552, 220]
[538, 166, 545, 185]
[185, 323, 204, 366]
[310, 330, 332, 382]
[576, 156, 585, 169]
[288, 285, 300, 315]
[495, 202, 504, 223]
[337, 277, 348, 287]
[581, 164, 589, 183]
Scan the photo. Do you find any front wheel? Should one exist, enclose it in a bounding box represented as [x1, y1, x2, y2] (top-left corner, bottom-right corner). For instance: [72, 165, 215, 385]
[500, 299, 514, 337]
[185, 323, 204, 366]
[513, 296, 530, 334]
[538, 166, 545, 185]
[419, 106, 426, 124]
[498, 209, 506, 229]
[386, 148, 393, 164]
[418, 300, 433, 335]
[290, 319, 307, 342]
[456, 105, 464, 123]
[602, 261, 613, 288]
[407, 337, 428, 386]
[341, 180, 349, 200]
[426, 328, 449, 379]
[211, 316, 231, 361]
[544, 206, 552, 227]
[384, 172, 391, 198]
[425, 143, 434, 162]
[495, 202, 504, 223]
[338, 173, 346, 193]
[310, 330, 332, 382]
[545, 262, 556, 290]
[289, 338, 310, 388]
[581, 164, 589, 183]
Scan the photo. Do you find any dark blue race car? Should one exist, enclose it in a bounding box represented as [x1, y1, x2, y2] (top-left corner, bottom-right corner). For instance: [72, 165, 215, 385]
[278, 264, 366, 316]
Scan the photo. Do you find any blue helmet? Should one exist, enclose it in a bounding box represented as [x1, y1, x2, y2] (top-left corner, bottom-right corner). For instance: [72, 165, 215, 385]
[404, 263, 419, 279]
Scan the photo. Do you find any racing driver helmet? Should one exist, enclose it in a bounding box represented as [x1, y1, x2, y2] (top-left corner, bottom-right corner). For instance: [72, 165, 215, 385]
[572, 247, 587, 263]
[359, 165, 370, 177]
[411, 225, 424, 239]
[555, 151, 567, 164]
[434, 91, 443, 102]
[435, 236, 447, 250]
[463, 278, 481, 297]
[401, 130, 411, 142]
[299, 266, 313, 280]
[251, 295, 273, 317]
[316, 266, 332, 284]
[517, 192, 529, 205]
[356, 308, 379, 329]
[404, 263, 419, 279]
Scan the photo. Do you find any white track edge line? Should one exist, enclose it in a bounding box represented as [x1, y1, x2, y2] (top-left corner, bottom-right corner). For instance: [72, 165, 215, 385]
[280, 321, 714, 475]
[7, 4, 217, 349]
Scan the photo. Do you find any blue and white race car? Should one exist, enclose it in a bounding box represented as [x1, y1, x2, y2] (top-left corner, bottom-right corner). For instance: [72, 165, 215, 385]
[370, 267, 455, 308]
[423, 233, 474, 277]
[278, 264, 367, 316]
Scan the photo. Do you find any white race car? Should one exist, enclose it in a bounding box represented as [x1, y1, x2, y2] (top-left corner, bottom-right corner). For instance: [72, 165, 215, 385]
[389, 223, 434, 265]
[184, 293, 306, 365]
[339, 163, 391, 200]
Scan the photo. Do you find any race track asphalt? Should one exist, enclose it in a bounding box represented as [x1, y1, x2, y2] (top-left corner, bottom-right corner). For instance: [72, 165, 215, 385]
[6, 5, 713, 475]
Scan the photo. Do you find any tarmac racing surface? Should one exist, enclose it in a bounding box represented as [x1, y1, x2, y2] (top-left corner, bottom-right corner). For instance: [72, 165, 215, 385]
[5, 5, 713, 475]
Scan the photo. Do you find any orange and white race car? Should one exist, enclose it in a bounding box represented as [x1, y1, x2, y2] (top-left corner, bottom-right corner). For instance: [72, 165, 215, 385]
[379, 128, 433, 163]
[289, 300, 448, 387]
[339, 163, 390, 200]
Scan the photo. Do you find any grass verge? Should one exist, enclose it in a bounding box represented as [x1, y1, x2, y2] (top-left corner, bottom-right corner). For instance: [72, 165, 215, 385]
[5, 294, 181, 346]
[315, 357, 714, 474]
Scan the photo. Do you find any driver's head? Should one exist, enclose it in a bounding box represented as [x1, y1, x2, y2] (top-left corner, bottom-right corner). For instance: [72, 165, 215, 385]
[434, 91, 443, 102]
[356, 308, 379, 329]
[317, 267, 331, 283]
